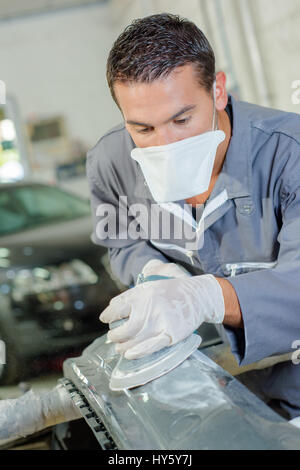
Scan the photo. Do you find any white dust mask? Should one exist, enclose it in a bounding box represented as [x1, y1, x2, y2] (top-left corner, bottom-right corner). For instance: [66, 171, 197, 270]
[130, 83, 226, 203]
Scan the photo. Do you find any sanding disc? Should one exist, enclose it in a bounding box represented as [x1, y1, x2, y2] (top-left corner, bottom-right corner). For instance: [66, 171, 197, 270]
[109, 333, 201, 391]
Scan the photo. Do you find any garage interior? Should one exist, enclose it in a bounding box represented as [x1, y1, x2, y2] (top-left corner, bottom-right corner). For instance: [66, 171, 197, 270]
[0, 0, 300, 451]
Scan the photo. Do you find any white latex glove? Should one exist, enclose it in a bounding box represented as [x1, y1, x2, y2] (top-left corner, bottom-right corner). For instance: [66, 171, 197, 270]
[100, 274, 225, 359]
[141, 259, 191, 279]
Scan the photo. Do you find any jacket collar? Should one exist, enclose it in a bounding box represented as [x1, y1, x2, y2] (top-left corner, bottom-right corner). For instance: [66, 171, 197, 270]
[207, 94, 252, 202]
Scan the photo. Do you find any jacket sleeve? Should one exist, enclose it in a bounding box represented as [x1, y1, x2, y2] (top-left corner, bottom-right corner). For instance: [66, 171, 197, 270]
[225, 171, 300, 366]
[86, 137, 169, 287]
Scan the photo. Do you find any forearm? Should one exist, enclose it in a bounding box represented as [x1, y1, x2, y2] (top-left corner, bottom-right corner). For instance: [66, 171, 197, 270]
[215, 277, 244, 329]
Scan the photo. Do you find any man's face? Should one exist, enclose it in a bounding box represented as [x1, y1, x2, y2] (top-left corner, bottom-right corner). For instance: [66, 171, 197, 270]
[114, 64, 226, 148]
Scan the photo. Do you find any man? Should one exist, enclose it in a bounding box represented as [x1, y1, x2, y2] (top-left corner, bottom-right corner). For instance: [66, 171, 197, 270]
[86, 13, 300, 419]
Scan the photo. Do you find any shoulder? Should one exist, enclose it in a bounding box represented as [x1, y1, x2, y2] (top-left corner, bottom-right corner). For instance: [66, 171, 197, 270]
[86, 123, 137, 190]
[235, 98, 300, 145]
[233, 98, 300, 187]
[87, 122, 135, 168]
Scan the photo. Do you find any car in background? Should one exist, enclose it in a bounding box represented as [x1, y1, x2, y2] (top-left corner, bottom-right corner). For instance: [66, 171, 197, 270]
[0, 181, 122, 384]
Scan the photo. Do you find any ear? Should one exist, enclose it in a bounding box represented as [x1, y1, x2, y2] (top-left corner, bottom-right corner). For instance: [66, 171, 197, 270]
[215, 71, 228, 111]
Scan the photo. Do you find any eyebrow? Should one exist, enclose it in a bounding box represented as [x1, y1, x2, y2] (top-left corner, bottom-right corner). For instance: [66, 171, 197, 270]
[126, 104, 197, 128]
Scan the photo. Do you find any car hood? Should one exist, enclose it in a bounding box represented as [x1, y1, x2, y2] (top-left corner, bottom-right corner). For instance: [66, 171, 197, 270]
[61, 334, 300, 450]
[0, 216, 96, 267]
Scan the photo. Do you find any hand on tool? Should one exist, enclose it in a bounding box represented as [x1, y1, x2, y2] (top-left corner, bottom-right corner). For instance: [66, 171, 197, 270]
[141, 259, 191, 279]
[99, 274, 225, 359]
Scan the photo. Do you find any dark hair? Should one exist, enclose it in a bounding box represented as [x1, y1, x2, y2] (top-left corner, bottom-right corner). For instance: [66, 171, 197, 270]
[106, 13, 215, 106]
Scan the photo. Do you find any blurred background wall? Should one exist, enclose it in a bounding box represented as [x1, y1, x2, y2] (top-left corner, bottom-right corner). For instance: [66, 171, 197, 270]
[0, 0, 300, 192]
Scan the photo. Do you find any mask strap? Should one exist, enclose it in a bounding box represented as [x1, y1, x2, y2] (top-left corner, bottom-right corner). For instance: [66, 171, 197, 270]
[212, 81, 219, 131]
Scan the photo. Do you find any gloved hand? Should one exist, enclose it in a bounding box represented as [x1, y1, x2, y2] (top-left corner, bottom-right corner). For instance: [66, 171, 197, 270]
[100, 274, 225, 359]
[141, 259, 191, 279]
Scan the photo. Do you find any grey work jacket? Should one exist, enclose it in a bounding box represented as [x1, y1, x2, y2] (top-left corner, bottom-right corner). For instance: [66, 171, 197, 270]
[86, 95, 300, 418]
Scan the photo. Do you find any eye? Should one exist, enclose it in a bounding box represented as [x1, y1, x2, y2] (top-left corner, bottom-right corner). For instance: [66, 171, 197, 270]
[137, 127, 153, 134]
[174, 116, 191, 125]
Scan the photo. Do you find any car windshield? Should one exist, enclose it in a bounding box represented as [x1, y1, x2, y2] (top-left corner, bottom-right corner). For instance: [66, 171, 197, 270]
[0, 184, 91, 236]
